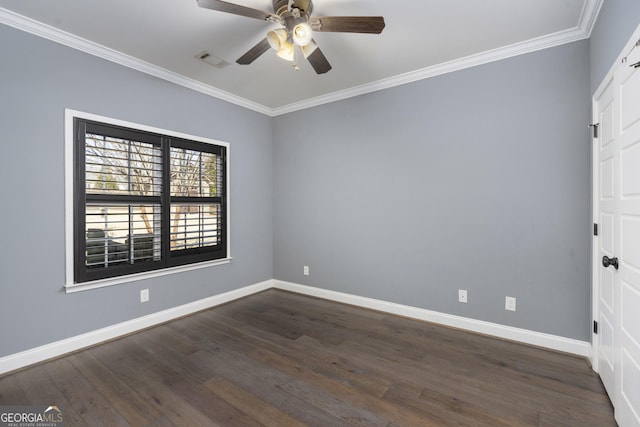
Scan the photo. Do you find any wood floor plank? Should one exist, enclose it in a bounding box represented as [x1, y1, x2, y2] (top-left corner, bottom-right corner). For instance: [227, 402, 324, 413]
[127, 329, 270, 427]
[310, 314, 609, 422]
[0, 289, 616, 426]
[88, 337, 220, 427]
[223, 337, 445, 426]
[8, 363, 86, 426]
[44, 357, 130, 427]
[205, 377, 308, 427]
[200, 341, 388, 426]
[0, 371, 28, 404]
[178, 313, 394, 398]
[142, 416, 178, 427]
[67, 351, 164, 427]
[177, 314, 443, 426]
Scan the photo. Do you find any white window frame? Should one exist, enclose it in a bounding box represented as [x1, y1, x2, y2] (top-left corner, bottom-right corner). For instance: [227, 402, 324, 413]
[64, 109, 231, 293]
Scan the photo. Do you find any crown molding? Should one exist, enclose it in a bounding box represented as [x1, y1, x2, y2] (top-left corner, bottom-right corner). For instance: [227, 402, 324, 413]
[272, 0, 603, 115]
[580, 0, 604, 38]
[1, 0, 602, 117]
[273, 28, 587, 115]
[0, 7, 272, 116]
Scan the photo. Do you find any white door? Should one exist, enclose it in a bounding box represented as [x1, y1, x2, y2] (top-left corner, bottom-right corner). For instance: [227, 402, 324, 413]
[593, 24, 640, 427]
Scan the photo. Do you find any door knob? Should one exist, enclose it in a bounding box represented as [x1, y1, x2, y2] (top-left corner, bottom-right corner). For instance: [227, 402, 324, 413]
[602, 255, 619, 270]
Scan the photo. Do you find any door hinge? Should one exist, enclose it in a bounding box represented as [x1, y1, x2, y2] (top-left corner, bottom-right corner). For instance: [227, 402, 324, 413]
[594, 321, 598, 334]
[594, 223, 598, 236]
[589, 123, 600, 138]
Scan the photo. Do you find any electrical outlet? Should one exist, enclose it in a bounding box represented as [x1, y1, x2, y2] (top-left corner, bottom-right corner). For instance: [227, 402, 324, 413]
[458, 289, 468, 303]
[303, 266, 309, 276]
[505, 296, 516, 311]
[140, 289, 149, 303]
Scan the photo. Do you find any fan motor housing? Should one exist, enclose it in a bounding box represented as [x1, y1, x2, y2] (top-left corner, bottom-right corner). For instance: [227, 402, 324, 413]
[273, 0, 313, 16]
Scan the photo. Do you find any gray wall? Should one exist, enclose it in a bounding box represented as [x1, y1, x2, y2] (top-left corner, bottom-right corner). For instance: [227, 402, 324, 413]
[590, 0, 640, 93]
[0, 24, 273, 357]
[274, 40, 592, 340]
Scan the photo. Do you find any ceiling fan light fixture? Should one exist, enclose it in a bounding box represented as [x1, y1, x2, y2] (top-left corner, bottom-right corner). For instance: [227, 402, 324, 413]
[267, 28, 288, 50]
[197, 0, 385, 74]
[276, 42, 295, 61]
[292, 22, 313, 46]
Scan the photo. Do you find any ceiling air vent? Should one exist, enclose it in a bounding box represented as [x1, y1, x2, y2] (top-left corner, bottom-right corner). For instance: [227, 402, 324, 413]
[195, 51, 229, 68]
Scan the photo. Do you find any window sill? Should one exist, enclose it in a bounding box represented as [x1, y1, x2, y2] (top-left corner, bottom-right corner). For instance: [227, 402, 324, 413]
[64, 257, 232, 293]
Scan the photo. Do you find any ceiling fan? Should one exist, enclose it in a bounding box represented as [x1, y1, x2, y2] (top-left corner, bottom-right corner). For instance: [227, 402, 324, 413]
[197, 0, 385, 74]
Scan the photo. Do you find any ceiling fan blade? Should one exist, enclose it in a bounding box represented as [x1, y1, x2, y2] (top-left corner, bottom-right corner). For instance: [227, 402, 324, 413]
[236, 38, 271, 64]
[309, 16, 385, 34]
[305, 44, 331, 74]
[197, 0, 278, 22]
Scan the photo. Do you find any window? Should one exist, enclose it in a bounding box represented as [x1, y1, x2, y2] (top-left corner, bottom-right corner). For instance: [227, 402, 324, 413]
[69, 112, 228, 286]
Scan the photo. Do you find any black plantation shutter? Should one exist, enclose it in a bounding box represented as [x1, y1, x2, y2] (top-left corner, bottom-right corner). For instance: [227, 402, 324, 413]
[74, 118, 227, 284]
[168, 138, 227, 264]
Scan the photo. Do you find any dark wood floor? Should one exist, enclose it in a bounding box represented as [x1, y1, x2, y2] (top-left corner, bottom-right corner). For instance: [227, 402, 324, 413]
[0, 290, 615, 426]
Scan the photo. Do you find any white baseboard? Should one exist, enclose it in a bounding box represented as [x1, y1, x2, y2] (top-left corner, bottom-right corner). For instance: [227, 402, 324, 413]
[0, 278, 592, 375]
[0, 280, 273, 375]
[273, 280, 592, 358]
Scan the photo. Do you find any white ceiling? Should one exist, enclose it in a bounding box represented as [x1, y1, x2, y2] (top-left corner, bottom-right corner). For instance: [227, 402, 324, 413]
[0, 0, 601, 115]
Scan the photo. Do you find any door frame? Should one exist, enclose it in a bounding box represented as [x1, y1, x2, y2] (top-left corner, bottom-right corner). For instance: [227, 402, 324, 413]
[591, 71, 612, 374]
[591, 87, 600, 372]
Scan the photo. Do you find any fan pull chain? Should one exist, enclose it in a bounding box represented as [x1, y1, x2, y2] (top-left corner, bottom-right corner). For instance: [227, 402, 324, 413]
[292, 44, 300, 71]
